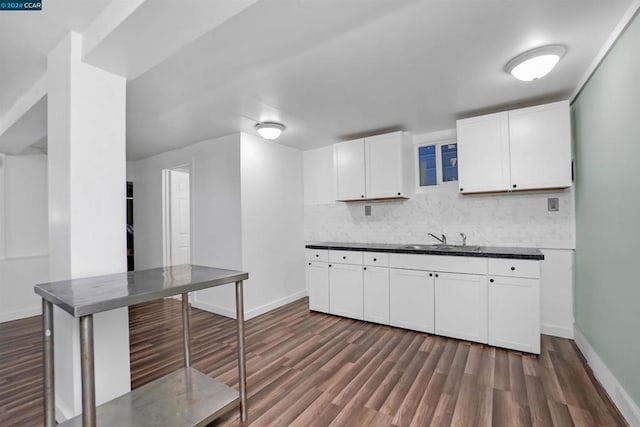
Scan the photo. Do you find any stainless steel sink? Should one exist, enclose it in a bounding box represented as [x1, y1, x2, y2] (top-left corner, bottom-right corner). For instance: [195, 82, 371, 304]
[401, 244, 483, 252]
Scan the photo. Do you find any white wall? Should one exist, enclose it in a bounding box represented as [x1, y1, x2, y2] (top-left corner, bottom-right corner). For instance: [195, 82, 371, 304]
[132, 134, 243, 311]
[304, 130, 576, 337]
[0, 153, 49, 322]
[133, 132, 306, 320]
[239, 133, 306, 318]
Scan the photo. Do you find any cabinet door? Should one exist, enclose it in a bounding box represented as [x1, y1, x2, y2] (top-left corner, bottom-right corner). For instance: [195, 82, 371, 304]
[389, 269, 434, 333]
[307, 261, 329, 313]
[508, 101, 572, 190]
[329, 263, 364, 320]
[365, 132, 404, 198]
[435, 272, 487, 343]
[488, 276, 540, 354]
[334, 139, 366, 201]
[456, 112, 510, 193]
[363, 266, 390, 324]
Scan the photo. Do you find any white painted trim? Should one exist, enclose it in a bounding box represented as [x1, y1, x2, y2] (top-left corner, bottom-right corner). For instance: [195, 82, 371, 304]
[570, 1, 640, 102]
[541, 323, 574, 339]
[412, 128, 457, 144]
[0, 306, 41, 323]
[574, 325, 640, 426]
[193, 290, 309, 321]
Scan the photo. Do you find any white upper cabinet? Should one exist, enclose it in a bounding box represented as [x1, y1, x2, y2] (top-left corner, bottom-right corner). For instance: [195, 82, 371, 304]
[456, 100, 572, 194]
[508, 101, 572, 190]
[334, 139, 366, 200]
[365, 132, 407, 199]
[334, 131, 412, 201]
[457, 112, 510, 194]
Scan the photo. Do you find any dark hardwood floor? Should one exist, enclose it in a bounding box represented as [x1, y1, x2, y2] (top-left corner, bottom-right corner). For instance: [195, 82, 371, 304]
[0, 297, 627, 426]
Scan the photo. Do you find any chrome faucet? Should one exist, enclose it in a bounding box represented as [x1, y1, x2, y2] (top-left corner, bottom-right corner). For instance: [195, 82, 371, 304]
[428, 233, 447, 245]
[460, 233, 467, 247]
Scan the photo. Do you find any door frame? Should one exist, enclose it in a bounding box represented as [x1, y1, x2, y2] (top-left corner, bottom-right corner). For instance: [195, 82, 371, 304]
[162, 164, 192, 268]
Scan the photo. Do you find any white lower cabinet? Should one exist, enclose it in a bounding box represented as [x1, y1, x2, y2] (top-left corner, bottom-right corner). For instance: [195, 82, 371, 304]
[307, 261, 329, 313]
[363, 266, 390, 324]
[435, 272, 488, 343]
[488, 276, 540, 354]
[329, 263, 364, 320]
[307, 249, 541, 354]
[389, 269, 434, 333]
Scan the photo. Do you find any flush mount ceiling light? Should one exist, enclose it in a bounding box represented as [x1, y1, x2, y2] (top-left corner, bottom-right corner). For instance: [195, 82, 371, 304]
[255, 122, 286, 140]
[506, 45, 566, 82]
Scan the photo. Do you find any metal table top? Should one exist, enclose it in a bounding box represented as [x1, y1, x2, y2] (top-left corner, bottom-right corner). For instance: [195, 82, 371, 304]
[34, 264, 248, 317]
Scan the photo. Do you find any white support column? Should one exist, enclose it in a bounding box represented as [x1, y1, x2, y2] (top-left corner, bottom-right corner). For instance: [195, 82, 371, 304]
[47, 32, 130, 421]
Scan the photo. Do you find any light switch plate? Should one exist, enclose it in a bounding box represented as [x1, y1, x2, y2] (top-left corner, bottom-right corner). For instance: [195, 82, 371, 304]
[548, 198, 559, 212]
[364, 205, 372, 216]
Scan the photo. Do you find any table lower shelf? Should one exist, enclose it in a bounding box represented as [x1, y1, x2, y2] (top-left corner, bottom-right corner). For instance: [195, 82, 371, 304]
[59, 367, 239, 427]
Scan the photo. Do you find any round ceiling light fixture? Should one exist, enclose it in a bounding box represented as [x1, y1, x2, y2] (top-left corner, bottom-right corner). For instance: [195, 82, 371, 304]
[506, 45, 566, 82]
[255, 122, 286, 140]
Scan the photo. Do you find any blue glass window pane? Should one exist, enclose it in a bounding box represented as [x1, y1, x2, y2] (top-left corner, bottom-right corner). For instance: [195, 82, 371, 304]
[419, 145, 437, 186]
[441, 143, 458, 182]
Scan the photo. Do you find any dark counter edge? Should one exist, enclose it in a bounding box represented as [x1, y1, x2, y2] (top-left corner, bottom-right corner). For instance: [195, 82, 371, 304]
[305, 244, 544, 261]
[34, 271, 249, 318]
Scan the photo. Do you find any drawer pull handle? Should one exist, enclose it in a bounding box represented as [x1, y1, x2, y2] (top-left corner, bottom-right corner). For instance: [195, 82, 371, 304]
[435, 274, 439, 278]
[315, 254, 319, 257]
[429, 273, 433, 277]
[373, 258, 377, 261]
[363, 267, 367, 270]
[329, 264, 332, 267]
[342, 256, 346, 259]
[490, 278, 494, 283]
[510, 266, 515, 271]
[308, 262, 311, 266]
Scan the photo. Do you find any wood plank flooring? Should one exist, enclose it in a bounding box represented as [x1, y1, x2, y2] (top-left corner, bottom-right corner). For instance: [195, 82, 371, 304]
[0, 297, 627, 426]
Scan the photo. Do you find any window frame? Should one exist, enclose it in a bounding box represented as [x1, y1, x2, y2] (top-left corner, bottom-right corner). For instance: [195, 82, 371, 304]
[414, 138, 458, 193]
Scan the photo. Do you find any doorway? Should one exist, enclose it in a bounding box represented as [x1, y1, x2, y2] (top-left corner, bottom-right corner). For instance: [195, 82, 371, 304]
[162, 167, 191, 267]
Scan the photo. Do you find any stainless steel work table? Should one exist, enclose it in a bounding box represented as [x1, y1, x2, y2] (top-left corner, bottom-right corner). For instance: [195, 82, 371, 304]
[34, 264, 249, 427]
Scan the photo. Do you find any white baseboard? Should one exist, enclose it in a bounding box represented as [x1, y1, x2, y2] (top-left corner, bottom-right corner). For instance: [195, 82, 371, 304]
[0, 306, 41, 323]
[192, 289, 308, 320]
[542, 323, 574, 339]
[55, 401, 74, 423]
[574, 326, 640, 427]
[191, 299, 236, 318]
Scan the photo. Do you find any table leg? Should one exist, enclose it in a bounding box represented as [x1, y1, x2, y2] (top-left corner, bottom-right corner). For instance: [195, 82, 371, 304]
[43, 299, 55, 427]
[182, 292, 191, 367]
[235, 280, 247, 422]
[79, 315, 96, 427]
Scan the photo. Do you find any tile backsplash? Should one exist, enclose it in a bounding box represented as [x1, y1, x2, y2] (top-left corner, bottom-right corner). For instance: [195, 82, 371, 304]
[305, 185, 575, 249]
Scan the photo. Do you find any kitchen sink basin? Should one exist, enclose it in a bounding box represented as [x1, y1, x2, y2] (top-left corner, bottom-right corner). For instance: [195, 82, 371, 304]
[401, 244, 484, 252]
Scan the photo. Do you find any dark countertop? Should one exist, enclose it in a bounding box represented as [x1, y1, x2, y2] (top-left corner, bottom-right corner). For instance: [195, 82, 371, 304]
[305, 241, 544, 260]
[34, 264, 248, 317]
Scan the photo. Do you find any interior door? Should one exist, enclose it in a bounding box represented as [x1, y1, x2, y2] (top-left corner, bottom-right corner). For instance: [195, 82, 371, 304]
[169, 170, 191, 265]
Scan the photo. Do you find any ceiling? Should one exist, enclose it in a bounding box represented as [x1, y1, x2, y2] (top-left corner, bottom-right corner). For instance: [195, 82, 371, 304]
[0, 0, 634, 160]
[0, 0, 111, 118]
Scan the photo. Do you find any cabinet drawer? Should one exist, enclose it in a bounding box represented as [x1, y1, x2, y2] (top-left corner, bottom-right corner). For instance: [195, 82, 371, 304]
[389, 253, 487, 275]
[305, 249, 328, 262]
[363, 252, 389, 267]
[488, 258, 540, 279]
[329, 250, 363, 265]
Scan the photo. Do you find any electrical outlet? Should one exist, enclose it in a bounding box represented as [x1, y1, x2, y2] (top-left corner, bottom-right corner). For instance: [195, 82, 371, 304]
[364, 205, 372, 216]
[548, 198, 559, 212]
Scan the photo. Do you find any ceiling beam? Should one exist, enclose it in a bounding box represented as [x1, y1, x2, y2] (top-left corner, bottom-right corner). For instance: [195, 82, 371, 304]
[0, 75, 46, 154]
[81, 0, 260, 80]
